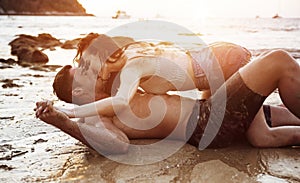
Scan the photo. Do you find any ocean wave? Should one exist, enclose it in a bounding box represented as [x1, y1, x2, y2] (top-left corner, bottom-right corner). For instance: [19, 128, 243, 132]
[220, 18, 300, 33]
[269, 27, 300, 32]
[250, 48, 300, 59]
[226, 26, 300, 33]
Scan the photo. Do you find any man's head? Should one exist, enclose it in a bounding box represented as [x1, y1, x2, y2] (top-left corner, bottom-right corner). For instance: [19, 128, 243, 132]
[53, 65, 111, 105]
[53, 65, 74, 103]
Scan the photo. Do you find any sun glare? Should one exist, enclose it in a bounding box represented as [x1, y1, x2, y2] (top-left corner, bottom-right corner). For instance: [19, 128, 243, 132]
[78, 0, 208, 19]
[79, 0, 300, 18]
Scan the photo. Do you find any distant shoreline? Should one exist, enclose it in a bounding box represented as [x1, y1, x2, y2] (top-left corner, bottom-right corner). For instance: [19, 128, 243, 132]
[0, 13, 94, 16]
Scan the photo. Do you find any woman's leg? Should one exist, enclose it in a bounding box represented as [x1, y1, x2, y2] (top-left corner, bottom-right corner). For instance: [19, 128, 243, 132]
[269, 105, 300, 127]
[246, 108, 300, 147]
[239, 49, 300, 118]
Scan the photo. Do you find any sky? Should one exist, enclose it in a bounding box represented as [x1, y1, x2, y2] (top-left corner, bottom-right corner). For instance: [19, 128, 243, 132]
[78, 0, 300, 18]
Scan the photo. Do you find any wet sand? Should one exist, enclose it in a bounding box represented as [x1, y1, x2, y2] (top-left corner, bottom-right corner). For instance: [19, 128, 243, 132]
[0, 56, 300, 182]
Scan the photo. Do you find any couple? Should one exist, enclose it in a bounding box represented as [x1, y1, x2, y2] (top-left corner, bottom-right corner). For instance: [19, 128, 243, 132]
[35, 33, 300, 154]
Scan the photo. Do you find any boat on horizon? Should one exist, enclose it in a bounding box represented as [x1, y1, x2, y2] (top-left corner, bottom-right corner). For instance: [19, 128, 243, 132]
[272, 13, 281, 19]
[112, 10, 130, 19]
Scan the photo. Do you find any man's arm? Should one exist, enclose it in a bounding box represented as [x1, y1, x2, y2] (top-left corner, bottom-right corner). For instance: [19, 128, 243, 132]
[35, 101, 129, 154]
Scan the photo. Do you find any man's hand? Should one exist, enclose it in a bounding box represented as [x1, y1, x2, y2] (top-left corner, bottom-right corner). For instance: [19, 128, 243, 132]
[35, 100, 53, 118]
[34, 101, 130, 154]
[34, 100, 69, 127]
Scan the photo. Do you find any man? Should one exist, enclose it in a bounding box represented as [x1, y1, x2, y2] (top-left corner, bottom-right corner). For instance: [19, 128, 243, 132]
[35, 48, 300, 154]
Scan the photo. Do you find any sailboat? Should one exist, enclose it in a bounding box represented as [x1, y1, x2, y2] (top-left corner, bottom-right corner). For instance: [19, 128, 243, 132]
[272, 13, 281, 19]
[272, 0, 282, 18]
[112, 10, 131, 19]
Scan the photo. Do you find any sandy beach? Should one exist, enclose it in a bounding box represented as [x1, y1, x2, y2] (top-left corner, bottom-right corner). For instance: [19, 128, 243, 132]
[0, 9, 300, 181]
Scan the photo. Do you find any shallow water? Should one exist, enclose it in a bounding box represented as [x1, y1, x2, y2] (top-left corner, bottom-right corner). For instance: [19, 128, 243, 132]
[1, 16, 300, 62]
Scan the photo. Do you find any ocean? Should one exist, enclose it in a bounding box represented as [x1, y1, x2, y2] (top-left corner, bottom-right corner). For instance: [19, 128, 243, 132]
[0, 15, 300, 65]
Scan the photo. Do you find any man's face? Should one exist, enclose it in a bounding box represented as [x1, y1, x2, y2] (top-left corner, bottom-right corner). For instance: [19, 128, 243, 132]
[70, 67, 109, 104]
[73, 67, 97, 91]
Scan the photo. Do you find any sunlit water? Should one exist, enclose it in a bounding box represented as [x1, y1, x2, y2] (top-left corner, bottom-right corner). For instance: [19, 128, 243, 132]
[0, 16, 299, 65]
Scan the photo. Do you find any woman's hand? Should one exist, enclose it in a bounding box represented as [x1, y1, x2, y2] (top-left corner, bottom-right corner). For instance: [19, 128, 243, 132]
[54, 106, 75, 118]
[35, 100, 75, 118]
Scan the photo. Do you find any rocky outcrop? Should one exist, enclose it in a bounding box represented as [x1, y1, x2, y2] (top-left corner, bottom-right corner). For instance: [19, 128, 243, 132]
[61, 38, 81, 49]
[0, 0, 92, 16]
[9, 34, 62, 63]
[112, 36, 135, 48]
[56, 140, 300, 182]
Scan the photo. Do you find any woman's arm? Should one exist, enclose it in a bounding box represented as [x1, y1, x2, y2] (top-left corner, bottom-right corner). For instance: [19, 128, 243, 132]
[70, 66, 142, 118]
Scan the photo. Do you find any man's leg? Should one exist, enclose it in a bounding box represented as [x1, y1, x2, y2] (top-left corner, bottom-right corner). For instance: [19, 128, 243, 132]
[269, 105, 300, 126]
[246, 108, 300, 147]
[239, 49, 300, 118]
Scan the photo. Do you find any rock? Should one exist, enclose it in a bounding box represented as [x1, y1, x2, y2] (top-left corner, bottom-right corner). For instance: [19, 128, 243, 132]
[2, 94, 18, 96]
[112, 36, 135, 48]
[15, 47, 48, 63]
[0, 79, 23, 88]
[42, 64, 63, 71]
[21, 73, 44, 77]
[259, 149, 300, 182]
[0, 165, 14, 171]
[57, 141, 261, 182]
[9, 33, 62, 50]
[33, 74, 45, 78]
[33, 139, 48, 144]
[0, 144, 28, 161]
[30, 66, 50, 72]
[0, 116, 14, 120]
[18, 62, 32, 67]
[0, 58, 17, 65]
[190, 160, 254, 183]
[37, 33, 62, 49]
[9, 33, 62, 63]
[31, 50, 49, 63]
[2, 82, 22, 88]
[0, 0, 91, 16]
[0, 65, 13, 69]
[61, 38, 81, 49]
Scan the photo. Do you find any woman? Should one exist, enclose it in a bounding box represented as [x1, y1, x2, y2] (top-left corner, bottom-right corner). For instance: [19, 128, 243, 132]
[58, 33, 251, 118]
